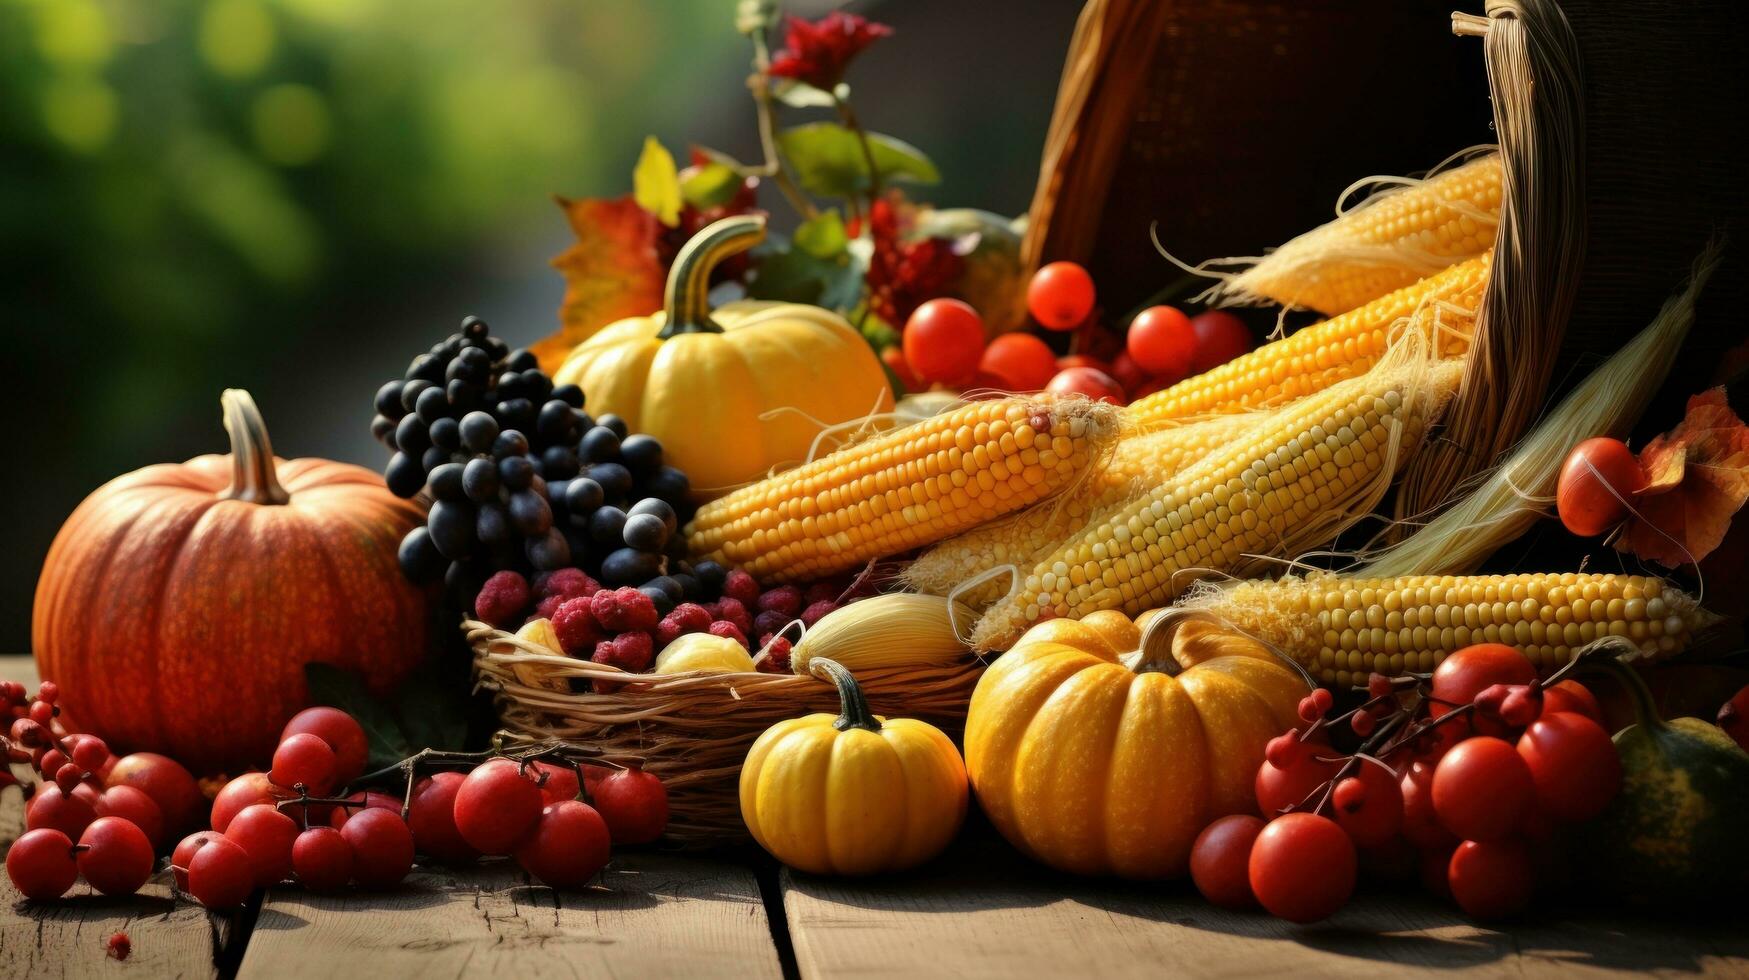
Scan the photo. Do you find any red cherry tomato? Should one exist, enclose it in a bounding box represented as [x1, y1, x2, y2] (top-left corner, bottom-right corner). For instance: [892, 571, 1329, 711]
[1191, 814, 1265, 910]
[1248, 813, 1357, 923]
[1056, 354, 1110, 373]
[880, 345, 922, 393]
[1027, 261, 1096, 330]
[979, 333, 1058, 392]
[1516, 711, 1622, 822]
[1429, 644, 1537, 736]
[1045, 367, 1124, 405]
[591, 768, 670, 845]
[1719, 683, 1749, 752]
[105, 753, 202, 838]
[1189, 310, 1252, 373]
[1108, 350, 1151, 395]
[1127, 306, 1196, 378]
[1448, 839, 1535, 920]
[1255, 733, 1340, 816]
[1419, 844, 1457, 901]
[1432, 737, 1534, 842]
[1541, 679, 1603, 725]
[1556, 437, 1643, 537]
[1331, 761, 1404, 848]
[903, 299, 986, 384]
[1400, 759, 1457, 851]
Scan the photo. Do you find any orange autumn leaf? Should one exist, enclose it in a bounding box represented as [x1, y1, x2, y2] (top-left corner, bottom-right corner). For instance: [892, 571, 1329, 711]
[1615, 387, 1749, 567]
[534, 195, 666, 373]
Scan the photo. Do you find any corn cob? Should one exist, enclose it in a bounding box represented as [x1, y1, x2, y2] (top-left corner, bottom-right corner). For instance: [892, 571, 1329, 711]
[1125, 252, 1488, 432]
[787, 594, 974, 676]
[685, 395, 1120, 582]
[969, 346, 1465, 650]
[1209, 152, 1501, 315]
[1183, 572, 1716, 687]
[903, 412, 1258, 604]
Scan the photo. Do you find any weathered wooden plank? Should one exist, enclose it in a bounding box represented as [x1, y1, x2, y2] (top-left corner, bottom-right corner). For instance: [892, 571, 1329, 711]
[235, 854, 784, 979]
[781, 837, 1749, 980]
[0, 871, 237, 979]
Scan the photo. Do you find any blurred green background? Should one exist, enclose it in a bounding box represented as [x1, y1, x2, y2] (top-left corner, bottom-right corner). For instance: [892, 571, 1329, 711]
[4, 0, 1077, 649]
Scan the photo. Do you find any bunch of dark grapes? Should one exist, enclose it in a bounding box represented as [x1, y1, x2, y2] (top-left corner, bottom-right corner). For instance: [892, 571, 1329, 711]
[371, 317, 693, 599]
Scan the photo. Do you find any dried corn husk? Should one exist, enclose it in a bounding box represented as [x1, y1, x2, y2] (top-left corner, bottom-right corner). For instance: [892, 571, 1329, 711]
[789, 594, 978, 674]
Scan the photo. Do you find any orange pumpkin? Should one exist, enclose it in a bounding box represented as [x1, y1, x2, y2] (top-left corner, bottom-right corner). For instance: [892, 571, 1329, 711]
[963, 609, 1311, 878]
[33, 390, 430, 773]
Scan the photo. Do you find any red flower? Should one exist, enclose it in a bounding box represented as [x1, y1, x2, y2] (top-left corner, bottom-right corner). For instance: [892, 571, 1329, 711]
[864, 196, 963, 326]
[768, 12, 892, 91]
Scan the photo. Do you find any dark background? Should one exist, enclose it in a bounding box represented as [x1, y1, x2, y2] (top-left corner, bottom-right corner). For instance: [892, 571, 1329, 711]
[3, 0, 1083, 650]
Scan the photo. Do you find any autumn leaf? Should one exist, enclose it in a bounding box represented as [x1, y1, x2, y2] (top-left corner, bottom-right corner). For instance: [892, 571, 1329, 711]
[1615, 387, 1749, 567]
[535, 194, 666, 373]
[632, 136, 682, 228]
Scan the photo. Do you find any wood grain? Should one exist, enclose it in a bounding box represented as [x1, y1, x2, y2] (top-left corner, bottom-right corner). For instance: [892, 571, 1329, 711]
[781, 837, 1749, 980]
[234, 854, 783, 979]
[0, 871, 238, 979]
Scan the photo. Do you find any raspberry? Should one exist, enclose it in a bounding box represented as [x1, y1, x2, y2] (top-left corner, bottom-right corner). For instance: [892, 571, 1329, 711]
[722, 569, 761, 606]
[757, 637, 793, 674]
[473, 571, 530, 629]
[591, 587, 660, 633]
[711, 597, 753, 638]
[592, 631, 655, 673]
[655, 603, 713, 648]
[708, 621, 748, 649]
[536, 568, 601, 601]
[800, 600, 836, 628]
[533, 594, 568, 621]
[551, 597, 608, 656]
[753, 610, 793, 645]
[803, 582, 841, 606]
[757, 585, 803, 617]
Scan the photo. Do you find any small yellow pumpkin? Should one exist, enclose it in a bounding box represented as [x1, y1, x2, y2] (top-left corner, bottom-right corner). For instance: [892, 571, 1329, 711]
[740, 659, 967, 875]
[964, 609, 1311, 879]
[552, 215, 894, 499]
[653, 633, 756, 675]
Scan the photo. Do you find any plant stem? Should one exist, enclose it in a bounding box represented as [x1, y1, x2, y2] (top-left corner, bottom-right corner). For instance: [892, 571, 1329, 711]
[747, 33, 819, 221]
[833, 94, 883, 199]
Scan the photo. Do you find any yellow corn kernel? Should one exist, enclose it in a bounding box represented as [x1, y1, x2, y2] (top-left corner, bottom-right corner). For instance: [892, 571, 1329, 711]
[685, 395, 1120, 582]
[903, 412, 1258, 603]
[1125, 253, 1488, 431]
[1185, 572, 1716, 687]
[1214, 152, 1501, 315]
[969, 349, 1466, 650]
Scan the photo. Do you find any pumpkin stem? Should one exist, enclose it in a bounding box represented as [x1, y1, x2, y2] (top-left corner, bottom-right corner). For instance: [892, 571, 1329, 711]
[657, 214, 767, 340]
[1575, 636, 1666, 730]
[1133, 611, 1187, 677]
[810, 658, 881, 733]
[218, 388, 290, 506]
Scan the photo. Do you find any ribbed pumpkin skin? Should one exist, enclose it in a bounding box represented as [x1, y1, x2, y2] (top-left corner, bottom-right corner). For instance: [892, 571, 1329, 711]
[33, 452, 428, 773]
[554, 300, 894, 498]
[964, 611, 1306, 879]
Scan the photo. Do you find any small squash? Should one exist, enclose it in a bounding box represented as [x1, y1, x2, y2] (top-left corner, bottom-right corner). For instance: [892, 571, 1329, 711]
[553, 215, 894, 498]
[740, 659, 967, 875]
[654, 633, 756, 675]
[964, 609, 1311, 878]
[1580, 644, 1749, 903]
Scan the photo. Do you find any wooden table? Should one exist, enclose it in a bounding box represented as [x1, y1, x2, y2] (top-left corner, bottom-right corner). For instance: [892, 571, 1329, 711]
[4, 656, 1745, 979]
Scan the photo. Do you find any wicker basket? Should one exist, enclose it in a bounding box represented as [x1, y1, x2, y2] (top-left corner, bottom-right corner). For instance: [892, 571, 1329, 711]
[467, 619, 983, 847]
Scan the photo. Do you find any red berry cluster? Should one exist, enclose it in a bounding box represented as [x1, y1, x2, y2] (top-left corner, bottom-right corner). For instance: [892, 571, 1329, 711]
[1190, 642, 1626, 924]
[487, 565, 852, 682]
[4, 680, 204, 901]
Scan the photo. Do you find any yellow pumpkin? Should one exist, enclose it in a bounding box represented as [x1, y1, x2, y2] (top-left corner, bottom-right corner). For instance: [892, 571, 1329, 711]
[740, 659, 967, 875]
[964, 609, 1311, 879]
[552, 215, 894, 499]
[653, 633, 756, 675]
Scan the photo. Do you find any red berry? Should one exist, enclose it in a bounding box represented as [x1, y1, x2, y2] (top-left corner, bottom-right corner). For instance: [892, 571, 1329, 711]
[979, 332, 1058, 391]
[1400, 759, 1457, 851]
[551, 596, 608, 655]
[1543, 679, 1604, 725]
[656, 603, 713, 647]
[1331, 763, 1403, 848]
[592, 768, 669, 845]
[1499, 686, 1542, 728]
[513, 801, 612, 889]
[533, 761, 581, 806]
[757, 636, 794, 674]
[1255, 736, 1339, 816]
[591, 631, 655, 673]
[1431, 644, 1536, 735]
[38, 748, 68, 776]
[591, 587, 660, 633]
[1248, 813, 1356, 923]
[1190, 814, 1264, 910]
[1028, 262, 1096, 330]
[6, 828, 78, 900]
[95, 785, 165, 850]
[105, 753, 203, 837]
[474, 570, 532, 628]
[1126, 305, 1196, 378]
[280, 708, 370, 787]
[54, 763, 82, 793]
[293, 827, 355, 892]
[757, 585, 803, 617]
[407, 772, 480, 866]
[799, 600, 835, 628]
[903, 299, 985, 384]
[25, 785, 97, 841]
[37, 681, 60, 704]
[1432, 737, 1534, 842]
[211, 772, 286, 834]
[187, 835, 254, 908]
[453, 758, 543, 854]
[712, 596, 754, 637]
[106, 932, 131, 961]
[77, 817, 155, 896]
[272, 732, 340, 794]
[226, 803, 299, 888]
[1448, 839, 1535, 920]
[1350, 711, 1377, 736]
[722, 569, 761, 605]
[537, 567, 600, 601]
[171, 831, 223, 891]
[70, 735, 109, 772]
[1516, 711, 1622, 822]
[707, 621, 749, 649]
[753, 610, 794, 645]
[340, 808, 415, 889]
[1367, 673, 1395, 699]
[29, 700, 54, 726]
[1188, 310, 1251, 373]
[327, 790, 399, 829]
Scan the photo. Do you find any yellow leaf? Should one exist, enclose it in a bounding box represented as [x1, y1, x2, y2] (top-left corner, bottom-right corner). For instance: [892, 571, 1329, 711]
[632, 136, 681, 228]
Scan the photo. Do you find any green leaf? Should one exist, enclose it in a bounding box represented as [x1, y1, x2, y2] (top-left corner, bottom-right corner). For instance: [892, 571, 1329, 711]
[776, 123, 940, 198]
[680, 162, 742, 209]
[856, 306, 900, 350]
[304, 663, 413, 771]
[792, 209, 848, 259]
[747, 231, 867, 311]
[632, 136, 681, 227]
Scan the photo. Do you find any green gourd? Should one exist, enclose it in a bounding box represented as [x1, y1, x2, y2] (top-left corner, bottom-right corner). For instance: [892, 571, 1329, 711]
[1581, 653, 1749, 903]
